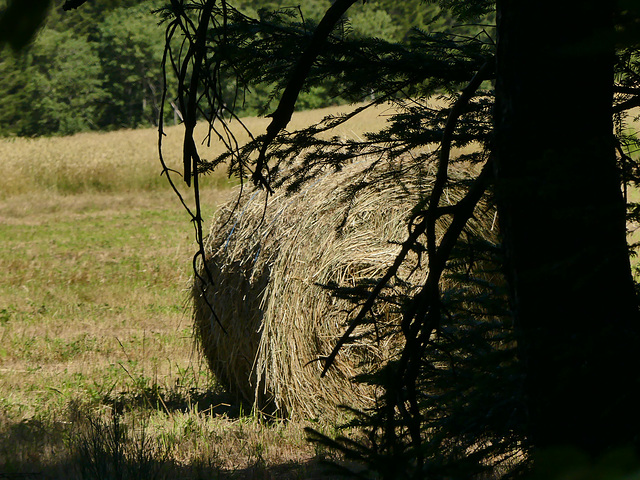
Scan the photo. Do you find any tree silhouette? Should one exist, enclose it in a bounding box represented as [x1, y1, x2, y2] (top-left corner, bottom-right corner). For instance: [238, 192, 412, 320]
[158, 1, 640, 476]
[495, 0, 640, 457]
[3, 0, 640, 476]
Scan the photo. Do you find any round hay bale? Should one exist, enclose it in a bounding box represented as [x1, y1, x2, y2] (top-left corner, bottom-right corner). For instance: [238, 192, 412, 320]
[193, 161, 495, 419]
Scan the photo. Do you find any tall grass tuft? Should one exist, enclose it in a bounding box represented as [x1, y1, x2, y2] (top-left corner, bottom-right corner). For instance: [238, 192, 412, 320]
[70, 406, 170, 480]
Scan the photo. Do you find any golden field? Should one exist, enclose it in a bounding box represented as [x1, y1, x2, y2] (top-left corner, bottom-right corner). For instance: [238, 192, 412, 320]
[0, 103, 393, 198]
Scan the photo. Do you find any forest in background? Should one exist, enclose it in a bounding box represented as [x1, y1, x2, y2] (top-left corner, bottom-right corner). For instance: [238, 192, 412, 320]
[0, 0, 460, 137]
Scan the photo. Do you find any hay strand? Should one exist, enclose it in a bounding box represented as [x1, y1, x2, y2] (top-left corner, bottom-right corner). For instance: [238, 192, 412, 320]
[193, 160, 494, 419]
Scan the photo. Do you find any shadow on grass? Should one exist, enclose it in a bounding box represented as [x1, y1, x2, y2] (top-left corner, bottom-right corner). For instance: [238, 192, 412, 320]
[102, 383, 247, 419]
[0, 413, 346, 480]
[0, 385, 350, 480]
[2, 448, 338, 480]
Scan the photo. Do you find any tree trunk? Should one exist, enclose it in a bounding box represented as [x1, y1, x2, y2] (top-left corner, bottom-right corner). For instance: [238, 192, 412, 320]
[494, 0, 640, 455]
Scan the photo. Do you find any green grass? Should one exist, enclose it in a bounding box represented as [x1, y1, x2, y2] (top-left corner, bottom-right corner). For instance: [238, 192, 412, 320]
[0, 104, 385, 477]
[0, 186, 345, 478]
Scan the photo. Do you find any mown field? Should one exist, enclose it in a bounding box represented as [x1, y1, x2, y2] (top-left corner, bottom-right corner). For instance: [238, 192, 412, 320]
[0, 105, 391, 479]
[3, 103, 640, 479]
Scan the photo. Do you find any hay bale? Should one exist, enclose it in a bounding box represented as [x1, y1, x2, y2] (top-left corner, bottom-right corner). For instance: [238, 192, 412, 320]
[193, 161, 494, 419]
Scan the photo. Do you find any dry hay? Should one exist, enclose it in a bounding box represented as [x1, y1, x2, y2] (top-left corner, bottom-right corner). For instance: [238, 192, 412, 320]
[193, 160, 495, 420]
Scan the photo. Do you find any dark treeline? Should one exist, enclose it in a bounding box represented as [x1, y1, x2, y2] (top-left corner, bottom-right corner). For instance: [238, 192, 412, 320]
[0, 0, 165, 135]
[0, 0, 459, 137]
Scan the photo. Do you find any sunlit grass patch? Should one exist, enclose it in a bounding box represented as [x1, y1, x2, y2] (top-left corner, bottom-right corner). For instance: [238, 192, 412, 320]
[0, 105, 388, 477]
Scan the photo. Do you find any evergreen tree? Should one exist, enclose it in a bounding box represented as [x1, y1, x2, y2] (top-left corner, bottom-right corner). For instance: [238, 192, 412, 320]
[97, 2, 166, 129]
[158, 0, 640, 477]
[494, 0, 640, 456]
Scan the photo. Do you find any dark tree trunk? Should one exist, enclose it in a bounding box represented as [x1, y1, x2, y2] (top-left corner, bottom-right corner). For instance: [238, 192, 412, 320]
[494, 0, 640, 455]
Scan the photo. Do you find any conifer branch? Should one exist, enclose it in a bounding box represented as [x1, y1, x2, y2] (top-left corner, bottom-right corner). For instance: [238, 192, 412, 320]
[252, 0, 361, 192]
[182, 0, 216, 187]
[62, 0, 87, 11]
[613, 96, 640, 113]
[320, 62, 493, 377]
[320, 158, 493, 377]
[426, 61, 492, 262]
[159, 10, 225, 332]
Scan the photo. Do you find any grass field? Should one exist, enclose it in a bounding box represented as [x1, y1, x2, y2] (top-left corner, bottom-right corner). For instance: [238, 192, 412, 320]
[0, 104, 392, 479]
[2, 103, 640, 478]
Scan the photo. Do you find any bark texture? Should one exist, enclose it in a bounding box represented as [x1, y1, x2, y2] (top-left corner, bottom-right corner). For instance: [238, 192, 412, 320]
[495, 0, 640, 455]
